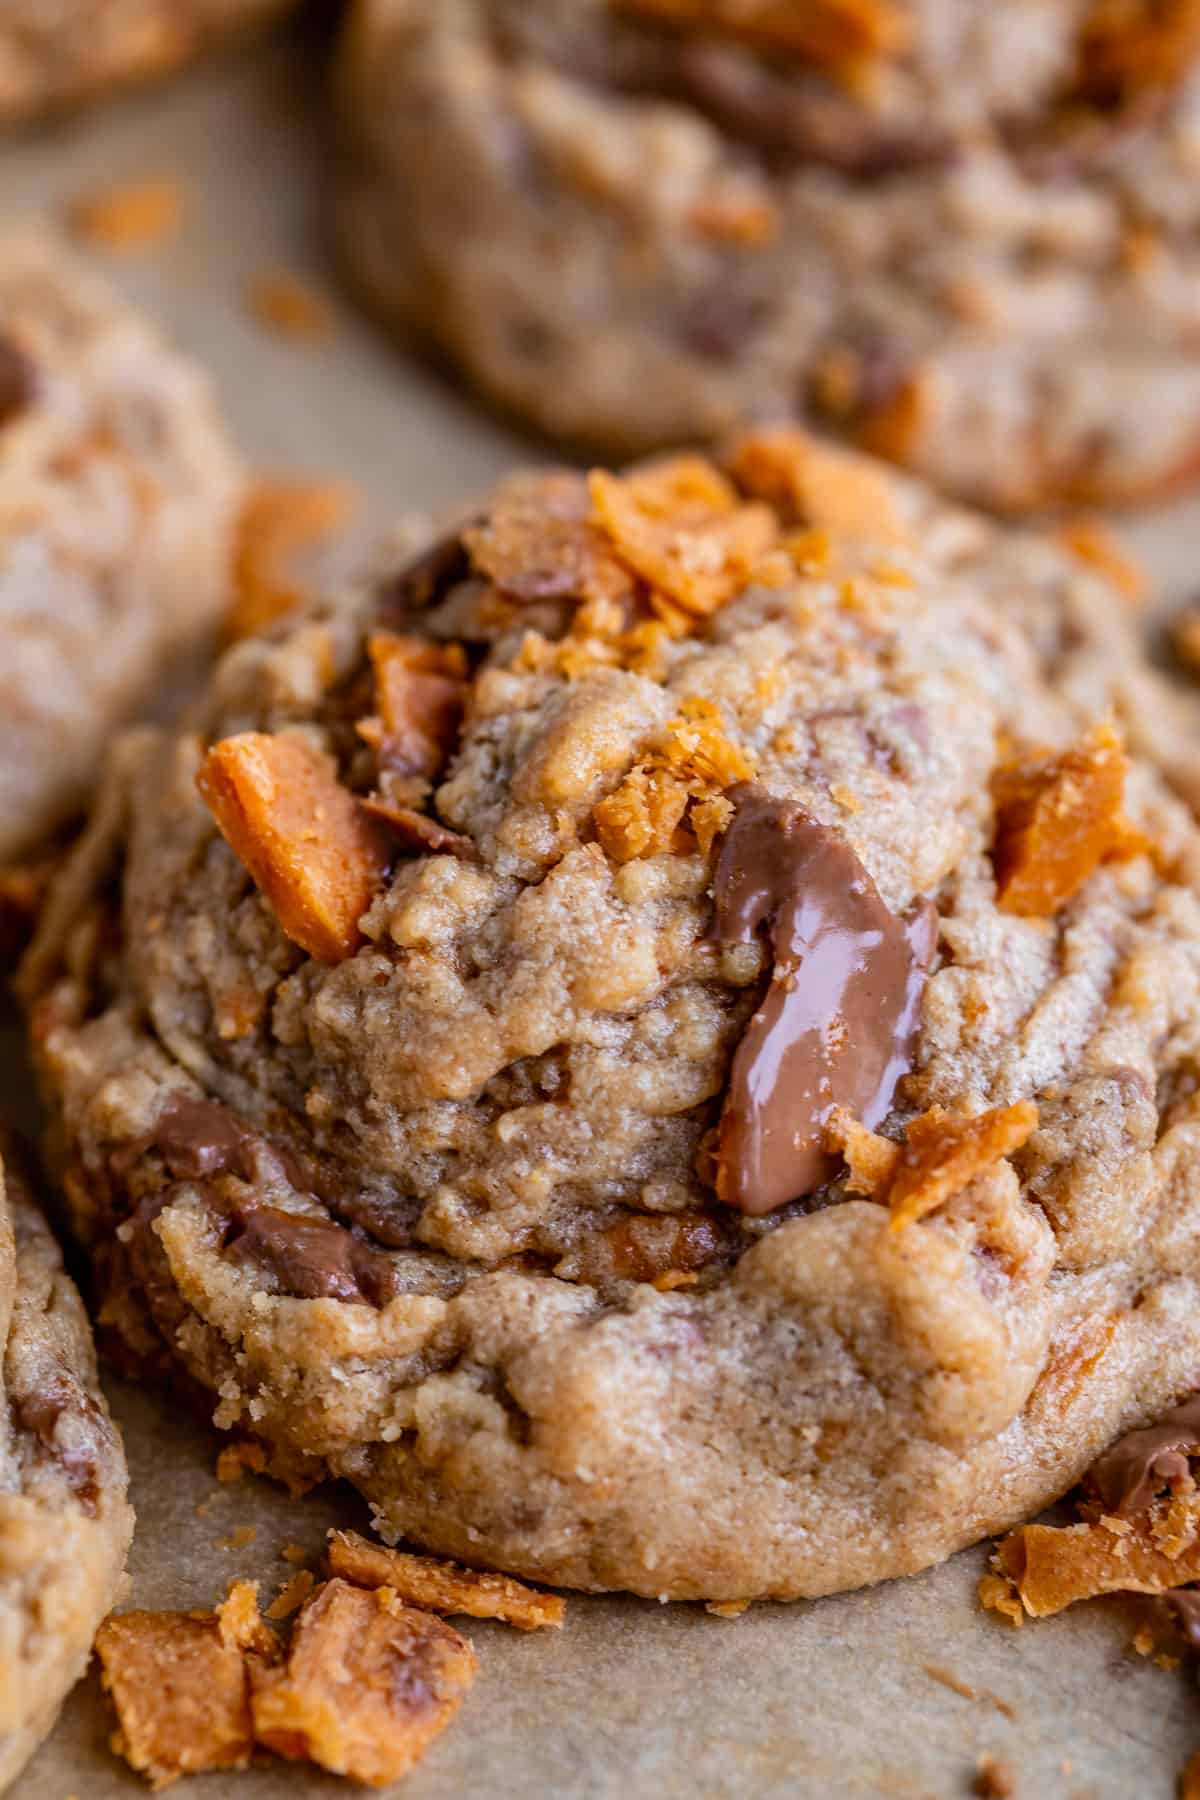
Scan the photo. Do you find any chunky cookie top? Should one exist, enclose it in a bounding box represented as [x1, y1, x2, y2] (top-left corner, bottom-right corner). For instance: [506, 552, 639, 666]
[28, 429, 1200, 1302]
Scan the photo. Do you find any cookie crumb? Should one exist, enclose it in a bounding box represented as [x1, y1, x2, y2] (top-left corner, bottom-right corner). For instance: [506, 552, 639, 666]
[248, 272, 335, 342]
[216, 1440, 268, 1483]
[975, 1752, 1017, 1798]
[1182, 1748, 1200, 1799]
[704, 1600, 749, 1618]
[281, 1543, 308, 1565]
[327, 1529, 566, 1631]
[218, 1525, 258, 1552]
[68, 177, 186, 251]
[978, 1570, 1024, 1627]
[266, 1569, 316, 1621]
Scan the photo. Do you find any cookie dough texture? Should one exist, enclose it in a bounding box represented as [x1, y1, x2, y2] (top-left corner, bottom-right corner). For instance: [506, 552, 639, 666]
[335, 0, 1200, 510]
[0, 0, 295, 124]
[23, 430, 1200, 1603]
[0, 228, 243, 862]
[0, 1149, 133, 1792]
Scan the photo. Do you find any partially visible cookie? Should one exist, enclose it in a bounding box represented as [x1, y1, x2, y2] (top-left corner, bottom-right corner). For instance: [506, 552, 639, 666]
[0, 1146, 133, 1792]
[0, 1, 296, 125]
[0, 226, 243, 864]
[335, 0, 1200, 510]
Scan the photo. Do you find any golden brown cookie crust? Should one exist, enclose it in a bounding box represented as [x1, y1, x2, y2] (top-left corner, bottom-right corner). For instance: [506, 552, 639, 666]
[21, 430, 1200, 1602]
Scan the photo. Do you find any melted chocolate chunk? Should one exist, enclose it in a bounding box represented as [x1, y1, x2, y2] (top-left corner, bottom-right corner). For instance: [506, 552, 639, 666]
[224, 1205, 399, 1307]
[712, 786, 936, 1215]
[1090, 1393, 1200, 1516]
[376, 527, 473, 628]
[0, 333, 35, 429]
[147, 1095, 261, 1182]
[14, 1374, 103, 1513]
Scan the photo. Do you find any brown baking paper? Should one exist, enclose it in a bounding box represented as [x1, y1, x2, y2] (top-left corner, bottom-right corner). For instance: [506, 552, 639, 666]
[5, 31, 1200, 1799]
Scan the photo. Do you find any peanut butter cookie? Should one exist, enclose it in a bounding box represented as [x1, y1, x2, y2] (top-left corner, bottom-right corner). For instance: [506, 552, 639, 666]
[22, 429, 1200, 1602]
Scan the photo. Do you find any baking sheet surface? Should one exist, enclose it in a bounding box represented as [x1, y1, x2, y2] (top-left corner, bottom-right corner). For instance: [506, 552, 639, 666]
[5, 33, 1200, 1799]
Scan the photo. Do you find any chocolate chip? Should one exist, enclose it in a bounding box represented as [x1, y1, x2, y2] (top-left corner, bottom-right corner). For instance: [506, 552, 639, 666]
[14, 1374, 103, 1514]
[711, 785, 936, 1215]
[1089, 1392, 1200, 1515]
[147, 1095, 260, 1183]
[224, 1205, 398, 1306]
[376, 527, 474, 628]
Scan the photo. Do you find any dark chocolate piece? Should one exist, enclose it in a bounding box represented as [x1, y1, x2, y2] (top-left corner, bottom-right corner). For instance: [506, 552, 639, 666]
[148, 1095, 260, 1183]
[224, 1205, 398, 1307]
[1090, 1393, 1200, 1516]
[377, 527, 472, 626]
[712, 786, 936, 1215]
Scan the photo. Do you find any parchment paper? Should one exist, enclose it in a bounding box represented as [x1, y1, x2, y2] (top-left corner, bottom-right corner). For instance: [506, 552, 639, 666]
[4, 30, 1200, 1798]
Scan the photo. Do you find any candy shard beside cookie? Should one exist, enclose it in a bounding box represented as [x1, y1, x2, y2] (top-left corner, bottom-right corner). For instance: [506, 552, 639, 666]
[23, 427, 1200, 1603]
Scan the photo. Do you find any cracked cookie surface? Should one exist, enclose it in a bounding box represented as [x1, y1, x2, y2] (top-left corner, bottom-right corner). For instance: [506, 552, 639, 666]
[22, 428, 1200, 1602]
[335, 0, 1200, 510]
[0, 1147, 132, 1792]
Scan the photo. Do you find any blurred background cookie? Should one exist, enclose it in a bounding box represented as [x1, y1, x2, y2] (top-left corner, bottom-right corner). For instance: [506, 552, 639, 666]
[0, 226, 242, 865]
[0, 0, 298, 126]
[335, 0, 1200, 510]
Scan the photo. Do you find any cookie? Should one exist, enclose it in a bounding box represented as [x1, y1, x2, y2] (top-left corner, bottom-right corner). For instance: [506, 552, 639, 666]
[335, 0, 1200, 510]
[0, 227, 242, 864]
[0, 1145, 133, 1792]
[0, 1, 296, 125]
[22, 428, 1200, 1603]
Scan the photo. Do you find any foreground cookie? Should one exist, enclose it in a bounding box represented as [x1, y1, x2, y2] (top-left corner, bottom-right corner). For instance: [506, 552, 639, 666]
[23, 429, 1200, 1602]
[0, 228, 242, 864]
[0, 1148, 133, 1792]
[336, 0, 1200, 510]
[0, 1, 295, 125]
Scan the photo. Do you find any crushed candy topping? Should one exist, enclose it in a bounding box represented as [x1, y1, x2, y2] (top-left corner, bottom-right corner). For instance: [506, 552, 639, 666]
[593, 696, 756, 861]
[726, 426, 909, 543]
[327, 1530, 566, 1631]
[887, 1101, 1039, 1231]
[197, 732, 389, 963]
[991, 723, 1132, 918]
[589, 454, 778, 620]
